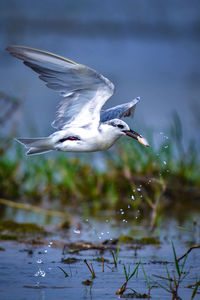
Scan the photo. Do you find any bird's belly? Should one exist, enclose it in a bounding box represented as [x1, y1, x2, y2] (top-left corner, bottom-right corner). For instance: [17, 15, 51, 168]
[93, 135, 120, 151]
[56, 136, 119, 152]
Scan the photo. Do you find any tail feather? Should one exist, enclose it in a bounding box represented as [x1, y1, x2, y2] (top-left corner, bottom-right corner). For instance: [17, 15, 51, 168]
[16, 137, 52, 148]
[26, 148, 52, 156]
[15, 137, 53, 156]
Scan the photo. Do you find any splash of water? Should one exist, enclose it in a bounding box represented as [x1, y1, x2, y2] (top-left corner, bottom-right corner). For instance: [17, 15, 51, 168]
[34, 268, 46, 278]
[36, 258, 43, 264]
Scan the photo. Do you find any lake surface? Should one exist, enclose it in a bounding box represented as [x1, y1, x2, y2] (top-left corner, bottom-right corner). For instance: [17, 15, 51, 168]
[0, 211, 200, 300]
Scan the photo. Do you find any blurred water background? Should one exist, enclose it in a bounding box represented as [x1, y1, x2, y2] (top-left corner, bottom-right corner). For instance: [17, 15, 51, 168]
[0, 0, 200, 147]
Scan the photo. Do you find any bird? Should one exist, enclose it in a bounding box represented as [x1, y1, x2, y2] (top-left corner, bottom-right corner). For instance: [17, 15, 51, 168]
[6, 45, 149, 155]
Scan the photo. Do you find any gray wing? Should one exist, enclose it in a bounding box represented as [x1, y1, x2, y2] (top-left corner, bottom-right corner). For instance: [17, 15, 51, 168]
[6, 45, 114, 129]
[100, 97, 140, 122]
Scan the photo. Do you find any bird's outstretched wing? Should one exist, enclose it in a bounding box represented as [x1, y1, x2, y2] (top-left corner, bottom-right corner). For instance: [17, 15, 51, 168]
[100, 97, 139, 122]
[6, 45, 114, 129]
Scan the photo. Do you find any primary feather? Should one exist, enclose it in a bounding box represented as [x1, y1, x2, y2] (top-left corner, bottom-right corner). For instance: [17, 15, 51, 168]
[6, 45, 114, 129]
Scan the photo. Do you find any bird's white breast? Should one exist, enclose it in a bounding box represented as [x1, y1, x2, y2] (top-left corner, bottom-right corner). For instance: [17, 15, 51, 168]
[53, 125, 121, 152]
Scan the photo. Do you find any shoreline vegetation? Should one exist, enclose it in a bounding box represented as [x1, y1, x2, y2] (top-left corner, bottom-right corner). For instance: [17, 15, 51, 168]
[0, 93, 200, 227]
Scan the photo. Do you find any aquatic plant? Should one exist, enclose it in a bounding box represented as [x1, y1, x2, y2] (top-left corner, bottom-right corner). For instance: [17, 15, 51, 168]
[141, 262, 154, 298]
[58, 266, 69, 278]
[188, 281, 200, 299]
[116, 262, 140, 295]
[153, 241, 189, 299]
[84, 259, 96, 279]
[110, 246, 120, 267]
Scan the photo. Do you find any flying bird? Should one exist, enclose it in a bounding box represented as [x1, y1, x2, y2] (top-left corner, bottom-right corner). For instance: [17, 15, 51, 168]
[6, 45, 149, 155]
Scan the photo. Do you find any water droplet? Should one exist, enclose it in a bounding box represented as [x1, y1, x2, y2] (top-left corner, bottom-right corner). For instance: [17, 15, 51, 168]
[137, 188, 141, 191]
[128, 205, 130, 209]
[44, 249, 48, 253]
[121, 211, 124, 215]
[101, 232, 104, 235]
[163, 160, 167, 165]
[131, 195, 135, 200]
[133, 189, 136, 192]
[36, 259, 43, 264]
[140, 195, 143, 198]
[164, 145, 168, 149]
[107, 231, 110, 234]
[40, 270, 46, 277]
[49, 242, 53, 246]
[34, 268, 46, 277]
[122, 219, 126, 222]
[73, 229, 81, 234]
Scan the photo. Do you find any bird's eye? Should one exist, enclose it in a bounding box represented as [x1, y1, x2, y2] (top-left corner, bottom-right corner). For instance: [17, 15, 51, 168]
[117, 124, 124, 129]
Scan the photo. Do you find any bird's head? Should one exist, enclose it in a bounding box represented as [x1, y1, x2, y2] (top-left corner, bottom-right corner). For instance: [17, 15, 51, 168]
[106, 119, 149, 147]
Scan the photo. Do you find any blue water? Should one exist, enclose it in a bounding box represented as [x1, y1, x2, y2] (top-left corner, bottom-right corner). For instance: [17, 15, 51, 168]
[0, 218, 199, 300]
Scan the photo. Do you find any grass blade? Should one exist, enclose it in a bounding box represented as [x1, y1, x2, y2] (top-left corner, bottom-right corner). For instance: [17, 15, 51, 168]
[191, 282, 200, 299]
[141, 262, 150, 288]
[180, 253, 188, 275]
[171, 241, 180, 276]
[153, 273, 173, 282]
[128, 261, 140, 280]
[111, 250, 117, 267]
[116, 246, 120, 262]
[123, 265, 128, 281]
[58, 266, 69, 278]
[153, 279, 171, 293]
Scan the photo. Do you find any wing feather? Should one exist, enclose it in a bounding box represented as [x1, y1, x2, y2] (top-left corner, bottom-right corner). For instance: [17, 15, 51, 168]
[6, 45, 114, 128]
[100, 97, 140, 122]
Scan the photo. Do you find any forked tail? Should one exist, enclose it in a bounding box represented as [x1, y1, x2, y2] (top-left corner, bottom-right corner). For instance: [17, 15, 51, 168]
[16, 137, 53, 155]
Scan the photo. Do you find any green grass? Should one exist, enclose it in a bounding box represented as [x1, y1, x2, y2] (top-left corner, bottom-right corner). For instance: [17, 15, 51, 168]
[152, 241, 190, 299]
[0, 97, 200, 223]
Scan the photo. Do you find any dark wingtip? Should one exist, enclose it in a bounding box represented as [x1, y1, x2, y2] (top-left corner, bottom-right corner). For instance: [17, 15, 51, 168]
[6, 45, 15, 52]
[5, 45, 26, 61]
